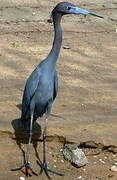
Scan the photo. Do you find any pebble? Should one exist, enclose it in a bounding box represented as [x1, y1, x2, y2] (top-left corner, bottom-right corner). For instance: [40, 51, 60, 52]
[110, 165, 117, 172]
[93, 156, 97, 158]
[60, 148, 63, 152]
[32, 12, 36, 15]
[19, 177, 25, 180]
[63, 45, 71, 49]
[83, 168, 86, 171]
[63, 146, 88, 167]
[77, 175, 82, 179]
[61, 159, 64, 163]
[99, 159, 105, 164]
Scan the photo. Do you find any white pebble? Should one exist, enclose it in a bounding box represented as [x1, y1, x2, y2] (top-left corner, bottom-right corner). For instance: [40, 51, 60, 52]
[116, 28, 117, 33]
[99, 159, 105, 164]
[54, 165, 56, 168]
[32, 12, 36, 15]
[61, 159, 64, 163]
[54, 159, 56, 162]
[20, 177, 25, 180]
[77, 175, 82, 179]
[63, 45, 70, 49]
[111, 165, 117, 172]
[93, 156, 97, 158]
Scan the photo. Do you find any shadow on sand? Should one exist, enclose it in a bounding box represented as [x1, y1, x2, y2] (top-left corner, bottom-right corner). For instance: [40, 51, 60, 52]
[11, 116, 42, 166]
[11, 103, 65, 169]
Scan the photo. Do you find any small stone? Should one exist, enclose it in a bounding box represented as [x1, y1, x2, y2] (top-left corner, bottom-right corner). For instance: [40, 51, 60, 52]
[77, 175, 82, 179]
[93, 156, 97, 158]
[61, 159, 64, 163]
[60, 148, 63, 152]
[110, 165, 117, 172]
[99, 159, 105, 164]
[20, 177, 25, 180]
[63, 146, 88, 167]
[63, 45, 71, 49]
[32, 12, 36, 15]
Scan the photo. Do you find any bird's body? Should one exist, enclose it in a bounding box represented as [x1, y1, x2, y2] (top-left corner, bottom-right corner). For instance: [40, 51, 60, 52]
[12, 2, 103, 178]
[21, 61, 58, 124]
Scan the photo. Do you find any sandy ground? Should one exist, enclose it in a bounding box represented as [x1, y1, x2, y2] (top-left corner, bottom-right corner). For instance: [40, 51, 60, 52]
[0, 0, 117, 179]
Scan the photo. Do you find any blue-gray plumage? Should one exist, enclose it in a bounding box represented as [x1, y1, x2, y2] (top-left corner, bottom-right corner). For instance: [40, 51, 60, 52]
[13, 2, 103, 178]
[21, 65, 58, 123]
[21, 2, 103, 127]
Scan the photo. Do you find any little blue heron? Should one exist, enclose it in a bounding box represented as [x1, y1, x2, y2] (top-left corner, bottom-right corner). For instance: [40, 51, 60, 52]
[12, 2, 103, 179]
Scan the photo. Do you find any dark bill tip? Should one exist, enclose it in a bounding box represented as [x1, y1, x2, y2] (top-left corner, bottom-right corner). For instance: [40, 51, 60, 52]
[89, 12, 104, 18]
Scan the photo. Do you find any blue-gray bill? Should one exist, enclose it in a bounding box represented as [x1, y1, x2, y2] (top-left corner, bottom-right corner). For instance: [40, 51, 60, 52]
[69, 6, 103, 18]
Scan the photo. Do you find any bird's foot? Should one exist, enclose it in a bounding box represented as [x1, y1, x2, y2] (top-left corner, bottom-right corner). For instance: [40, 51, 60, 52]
[11, 161, 38, 177]
[37, 160, 64, 180]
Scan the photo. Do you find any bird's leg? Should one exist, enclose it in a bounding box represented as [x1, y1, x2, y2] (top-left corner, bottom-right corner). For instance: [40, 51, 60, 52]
[11, 113, 38, 177]
[37, 118, 64, 179]
[43, 118, 48, 165]
[38, 118, 51, 179]
[21, 113, 38, 176]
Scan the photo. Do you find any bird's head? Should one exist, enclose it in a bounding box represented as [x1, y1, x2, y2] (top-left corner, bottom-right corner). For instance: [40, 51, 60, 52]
[51, 2, 103, 18]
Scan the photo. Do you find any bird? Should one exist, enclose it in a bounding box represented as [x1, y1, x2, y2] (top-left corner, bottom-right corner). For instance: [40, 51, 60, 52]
[11, 2, 103, 179]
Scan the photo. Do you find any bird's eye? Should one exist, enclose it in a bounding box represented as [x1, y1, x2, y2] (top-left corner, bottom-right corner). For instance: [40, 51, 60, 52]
[67, 6, 71, 10]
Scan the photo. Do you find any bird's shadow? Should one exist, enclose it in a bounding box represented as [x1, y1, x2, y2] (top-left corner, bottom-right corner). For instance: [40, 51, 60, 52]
[11, 115, 42, 163]
[12, 103, 65, 165]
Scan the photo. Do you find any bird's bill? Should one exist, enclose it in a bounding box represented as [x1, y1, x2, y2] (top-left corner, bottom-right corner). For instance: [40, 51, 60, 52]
[69, 6, 103, 18]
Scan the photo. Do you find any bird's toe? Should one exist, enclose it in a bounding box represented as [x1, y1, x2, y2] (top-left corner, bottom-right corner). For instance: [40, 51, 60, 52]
[11, 162, 38, 177]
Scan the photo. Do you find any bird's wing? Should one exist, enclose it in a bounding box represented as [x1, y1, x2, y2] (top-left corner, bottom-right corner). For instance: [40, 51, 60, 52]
[21, 67, 41, 119]
[53, 70, 58, 100]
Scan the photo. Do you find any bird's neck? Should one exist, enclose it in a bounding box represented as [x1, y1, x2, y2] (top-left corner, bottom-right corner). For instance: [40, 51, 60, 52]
[47, 13, 62, 66]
